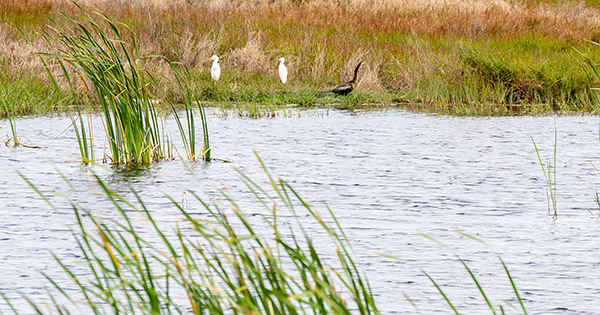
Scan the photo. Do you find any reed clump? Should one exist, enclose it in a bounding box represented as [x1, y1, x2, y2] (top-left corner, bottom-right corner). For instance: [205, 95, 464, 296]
[41, 5, 210, 164]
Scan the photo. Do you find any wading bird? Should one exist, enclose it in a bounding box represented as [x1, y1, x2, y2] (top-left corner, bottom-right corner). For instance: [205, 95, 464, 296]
[278, 57, 288, 84]
[319, 60, 365, 95]
[210, 55, 221, 82]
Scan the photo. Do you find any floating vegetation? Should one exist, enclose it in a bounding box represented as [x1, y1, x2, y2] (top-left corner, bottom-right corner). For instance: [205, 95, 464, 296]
[41, 4, 210, 165]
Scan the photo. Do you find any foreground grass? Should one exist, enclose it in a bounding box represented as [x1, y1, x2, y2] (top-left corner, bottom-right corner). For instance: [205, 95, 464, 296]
[7, 152, 529, 314]
[2, 0, 600, 116]
[15, 153, 379, 314]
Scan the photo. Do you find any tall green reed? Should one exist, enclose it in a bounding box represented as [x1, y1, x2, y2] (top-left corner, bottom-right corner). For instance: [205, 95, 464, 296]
[423, 257, 527, 315]
[531, 128, 558, 219]
[38, 53, 95, 162]
[575, 41, 600, 106]
[21, 151, 377, 314]
[589, 124, 600, 217]
[41, 4, 210, 165]
[165, 60, 211, 161]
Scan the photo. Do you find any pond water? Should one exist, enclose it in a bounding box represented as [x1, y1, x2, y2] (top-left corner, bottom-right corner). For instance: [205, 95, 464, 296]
[1, 108, 600, 314]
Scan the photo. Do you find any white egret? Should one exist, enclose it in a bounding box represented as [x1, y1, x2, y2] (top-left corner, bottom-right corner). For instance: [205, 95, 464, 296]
[278, 57, 288, 84]
[210, 55, 221, 82]
[318, 61, 365, 95]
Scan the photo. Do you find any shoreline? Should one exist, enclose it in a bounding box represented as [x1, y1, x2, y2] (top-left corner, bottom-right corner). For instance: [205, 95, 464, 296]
[2, 0, 600, 117]
[3, 97, 599, 119]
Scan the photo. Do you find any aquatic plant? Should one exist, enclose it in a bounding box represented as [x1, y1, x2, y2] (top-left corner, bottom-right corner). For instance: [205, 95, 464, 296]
[167, 60, 211, 161]
[0, 83, 44, 149]
[423, 257, 527, 314]
[19, 152, 377, 314]
[6, 150, 536, 313]
[0, 86, 19, 147]
[417, 234, 528, 315]
[41, 4, 210, 165]
[531, 129, 558, 219]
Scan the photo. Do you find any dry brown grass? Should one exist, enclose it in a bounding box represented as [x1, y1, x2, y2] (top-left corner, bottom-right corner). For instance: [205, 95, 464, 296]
[2, 0, 600, 108]
[227, 31, 271, 74]
[176, 30, 220, 68]
[0, 25, 48, 76]
[7, 0, 600, 39]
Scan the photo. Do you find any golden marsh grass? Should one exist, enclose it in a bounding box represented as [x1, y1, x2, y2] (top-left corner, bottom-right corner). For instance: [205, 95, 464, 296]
[3, 0, 600, 115]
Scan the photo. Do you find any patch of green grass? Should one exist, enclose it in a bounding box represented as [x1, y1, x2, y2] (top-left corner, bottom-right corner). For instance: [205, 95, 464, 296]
[172, 68, 396, 113]
[392, 36, 600, 115]
[456, 38, 597, 108]
[0, 68, 66, 118]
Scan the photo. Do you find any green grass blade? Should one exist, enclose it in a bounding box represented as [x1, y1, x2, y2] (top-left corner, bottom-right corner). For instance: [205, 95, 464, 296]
[423, 271, 460, 315]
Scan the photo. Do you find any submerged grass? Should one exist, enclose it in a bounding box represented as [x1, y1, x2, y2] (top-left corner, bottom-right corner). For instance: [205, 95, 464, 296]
[18, 152, 379, 314]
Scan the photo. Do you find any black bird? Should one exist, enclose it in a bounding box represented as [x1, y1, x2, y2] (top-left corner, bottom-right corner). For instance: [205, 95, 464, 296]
[319, 61, 365, 95]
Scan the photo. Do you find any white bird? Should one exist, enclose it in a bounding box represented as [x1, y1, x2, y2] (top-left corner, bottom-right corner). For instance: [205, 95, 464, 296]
[210, 55, 221, 82]
[278, 57, 288, 84]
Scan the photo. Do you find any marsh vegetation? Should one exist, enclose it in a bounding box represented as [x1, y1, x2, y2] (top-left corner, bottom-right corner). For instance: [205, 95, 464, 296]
[3, 0, 600, 116]
[2, 0, 600, 314]
[39, 5, 210, 164]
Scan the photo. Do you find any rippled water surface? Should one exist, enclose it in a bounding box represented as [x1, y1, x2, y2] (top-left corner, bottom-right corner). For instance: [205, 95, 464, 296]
[2, 109, 600, 314]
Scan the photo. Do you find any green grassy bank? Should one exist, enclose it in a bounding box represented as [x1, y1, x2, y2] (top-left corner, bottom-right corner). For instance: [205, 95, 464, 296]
[2, 0, 600, 117]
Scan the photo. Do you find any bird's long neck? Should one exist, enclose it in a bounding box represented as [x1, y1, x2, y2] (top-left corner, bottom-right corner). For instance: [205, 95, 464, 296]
[351, 62, 362, 83]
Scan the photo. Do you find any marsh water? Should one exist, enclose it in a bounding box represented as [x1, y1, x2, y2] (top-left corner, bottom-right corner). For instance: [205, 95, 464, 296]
[1, 108, 600, 314]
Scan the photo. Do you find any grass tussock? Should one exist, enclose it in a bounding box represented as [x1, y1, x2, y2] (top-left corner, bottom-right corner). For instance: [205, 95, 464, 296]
[3, 0, 600, 116]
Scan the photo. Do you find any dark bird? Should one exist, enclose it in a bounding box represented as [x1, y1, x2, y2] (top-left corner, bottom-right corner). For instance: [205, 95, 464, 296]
[319, 60, 365, 95]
